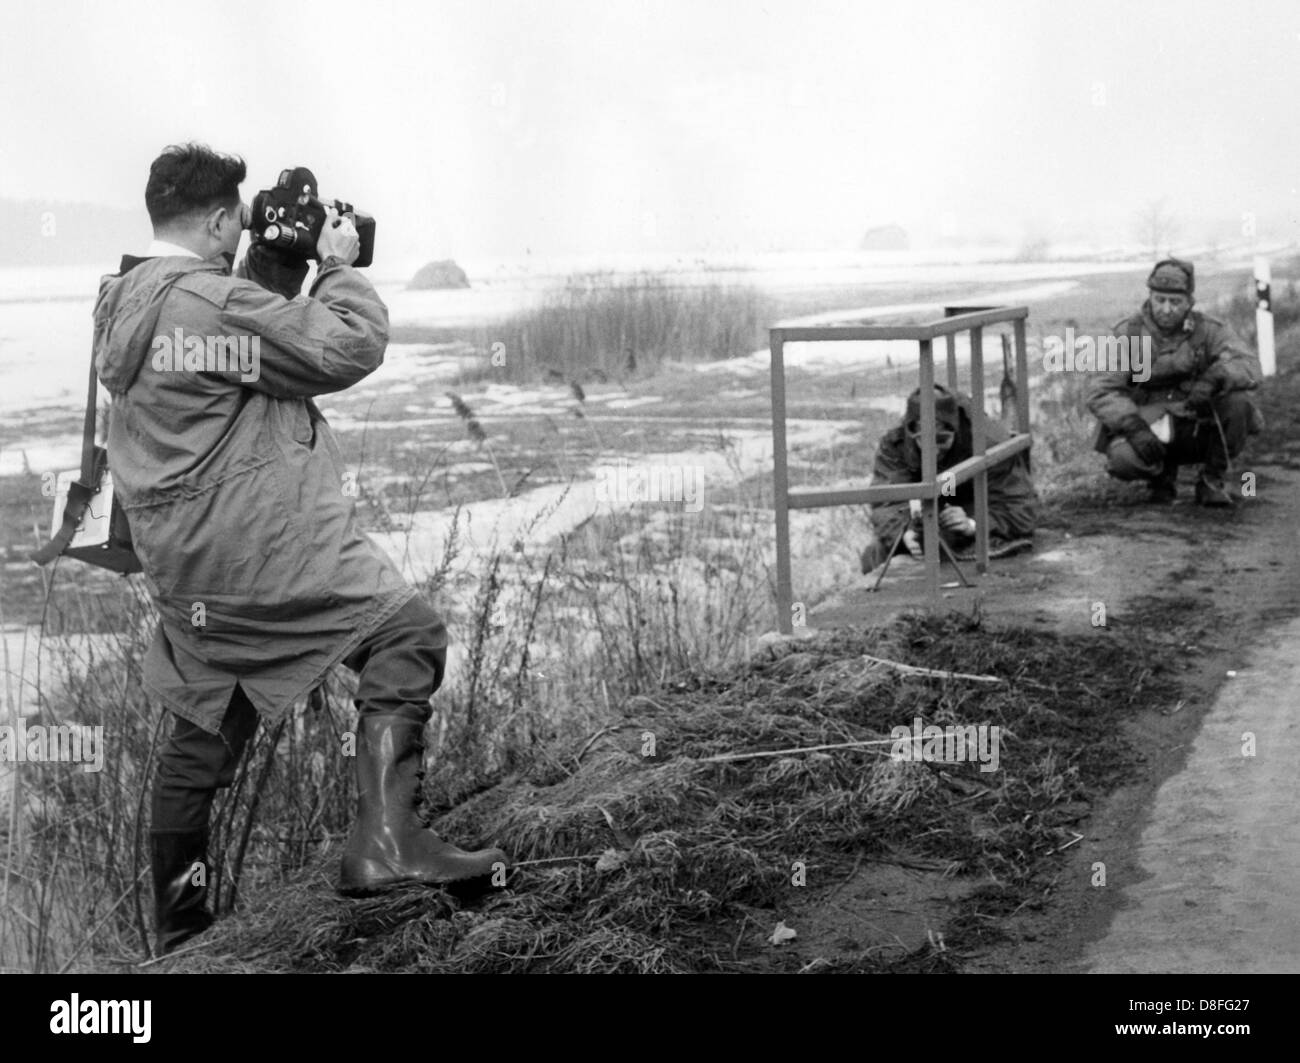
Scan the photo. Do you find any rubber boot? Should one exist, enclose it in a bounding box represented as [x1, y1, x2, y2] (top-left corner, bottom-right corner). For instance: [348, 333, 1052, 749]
[338, 713, 508, 896]
[151, 830, 214, 955]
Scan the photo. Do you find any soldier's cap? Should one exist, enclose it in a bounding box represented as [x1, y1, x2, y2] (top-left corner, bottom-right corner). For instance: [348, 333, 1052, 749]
[1147, 257, 1194, 295]
[905, 384, 960, 433]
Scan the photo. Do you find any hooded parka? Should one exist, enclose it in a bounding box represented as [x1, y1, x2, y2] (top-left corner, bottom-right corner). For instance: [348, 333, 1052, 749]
[92, 250, 422, 733]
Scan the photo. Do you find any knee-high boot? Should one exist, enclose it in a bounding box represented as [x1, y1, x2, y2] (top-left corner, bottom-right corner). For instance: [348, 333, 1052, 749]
[338, 712, 507, 895]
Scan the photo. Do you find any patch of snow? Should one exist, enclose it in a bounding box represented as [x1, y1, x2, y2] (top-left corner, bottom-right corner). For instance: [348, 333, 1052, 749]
[697, 281, 1078, 377]
[0, 436, 82, 478]
[602, 396, 663, 410]
[370, 419, 853, 585]
[773, 281, 1077, 328]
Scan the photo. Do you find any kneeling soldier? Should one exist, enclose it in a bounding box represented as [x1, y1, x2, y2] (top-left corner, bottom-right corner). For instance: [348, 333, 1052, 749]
[1087, 257, 1263, 506]
[859, 384, 1039, 573]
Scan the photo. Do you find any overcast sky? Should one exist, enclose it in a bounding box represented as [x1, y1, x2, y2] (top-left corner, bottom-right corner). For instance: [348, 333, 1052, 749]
[2, 0, 1298, 261]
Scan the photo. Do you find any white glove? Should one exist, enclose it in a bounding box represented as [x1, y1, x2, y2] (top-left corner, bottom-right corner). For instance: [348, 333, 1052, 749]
[902, 527, 923, 558]
[940, 505, 976, 537]
[317, 207, 361, 265]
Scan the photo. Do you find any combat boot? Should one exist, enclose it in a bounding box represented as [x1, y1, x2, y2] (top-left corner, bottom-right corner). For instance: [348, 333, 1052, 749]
[338, 713, 508, 896]
[1148, 469, 1178, 504]
[1195, 471, 1234, 507]
[151, 830, 214, 955]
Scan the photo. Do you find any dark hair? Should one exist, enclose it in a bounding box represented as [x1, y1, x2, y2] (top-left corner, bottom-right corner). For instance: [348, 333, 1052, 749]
[145, 142, 246, 228]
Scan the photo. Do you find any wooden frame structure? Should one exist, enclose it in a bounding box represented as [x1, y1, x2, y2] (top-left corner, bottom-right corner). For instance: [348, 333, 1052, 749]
[770, 306, 1032, 634]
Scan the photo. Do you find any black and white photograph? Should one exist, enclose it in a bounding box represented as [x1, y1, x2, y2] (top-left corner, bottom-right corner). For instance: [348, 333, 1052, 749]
[0, 0, 1293, 1029]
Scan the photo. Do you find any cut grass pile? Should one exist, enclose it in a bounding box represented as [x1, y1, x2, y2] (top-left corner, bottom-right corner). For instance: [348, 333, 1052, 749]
[167, 606, 1183, 974]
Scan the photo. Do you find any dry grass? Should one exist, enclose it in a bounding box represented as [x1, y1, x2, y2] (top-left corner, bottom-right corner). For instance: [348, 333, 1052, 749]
[157, 609, 1184, 974]
[467, 272, 774, 384]
[0, 300, 792, 974]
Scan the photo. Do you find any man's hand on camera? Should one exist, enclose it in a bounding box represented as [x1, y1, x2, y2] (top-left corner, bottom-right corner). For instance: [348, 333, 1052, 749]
[317, 208, 361, 266]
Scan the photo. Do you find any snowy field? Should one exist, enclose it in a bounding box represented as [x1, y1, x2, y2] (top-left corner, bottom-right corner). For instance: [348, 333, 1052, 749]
[0, 245, 1269, 726]
[0, 251, 1090, 476]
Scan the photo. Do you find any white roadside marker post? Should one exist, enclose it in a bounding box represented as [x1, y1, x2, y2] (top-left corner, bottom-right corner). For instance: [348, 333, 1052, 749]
[1255, 255, 1275, 377]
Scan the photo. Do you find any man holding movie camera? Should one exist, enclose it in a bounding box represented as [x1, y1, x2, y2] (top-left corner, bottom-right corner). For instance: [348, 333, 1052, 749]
[93, 143, 505, 955]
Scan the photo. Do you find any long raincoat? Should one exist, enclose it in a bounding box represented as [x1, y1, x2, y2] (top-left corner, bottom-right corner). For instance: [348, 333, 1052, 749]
[92, 249, 421, 733]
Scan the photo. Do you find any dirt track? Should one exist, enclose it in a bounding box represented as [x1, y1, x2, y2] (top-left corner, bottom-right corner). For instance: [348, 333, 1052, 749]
[813, 441, 1300, 975]
[1079, 468, 1300, 974]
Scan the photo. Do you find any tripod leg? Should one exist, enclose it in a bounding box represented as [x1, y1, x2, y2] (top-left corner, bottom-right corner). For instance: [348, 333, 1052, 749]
[936, 535, 972, 588]
[870, 521, 911, 592]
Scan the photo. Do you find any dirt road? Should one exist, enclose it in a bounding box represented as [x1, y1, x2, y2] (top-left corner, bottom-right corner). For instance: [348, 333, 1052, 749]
[1079, 468, 1300, 974]
[1083, 612, 1300, 973]
[814, 448, 1300, 974]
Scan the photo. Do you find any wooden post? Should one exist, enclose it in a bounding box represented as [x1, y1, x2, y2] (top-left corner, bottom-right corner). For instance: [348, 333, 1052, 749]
[918, 339, 940, 601]
[968, 326, 990, 573]
[999, 333, 1017, 425]
[770, 329, 794, 634]
[1013, 317, 1030, 435]
[1256, 256, 1276, 377]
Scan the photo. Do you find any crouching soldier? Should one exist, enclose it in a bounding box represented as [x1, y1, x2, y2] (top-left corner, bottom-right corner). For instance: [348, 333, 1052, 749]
[1087, 257, 1263, 506]
[858, 384, 1039, 573]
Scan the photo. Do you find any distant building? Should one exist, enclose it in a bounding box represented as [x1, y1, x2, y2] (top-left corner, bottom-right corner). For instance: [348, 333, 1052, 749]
[859, 224, 910, 252]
